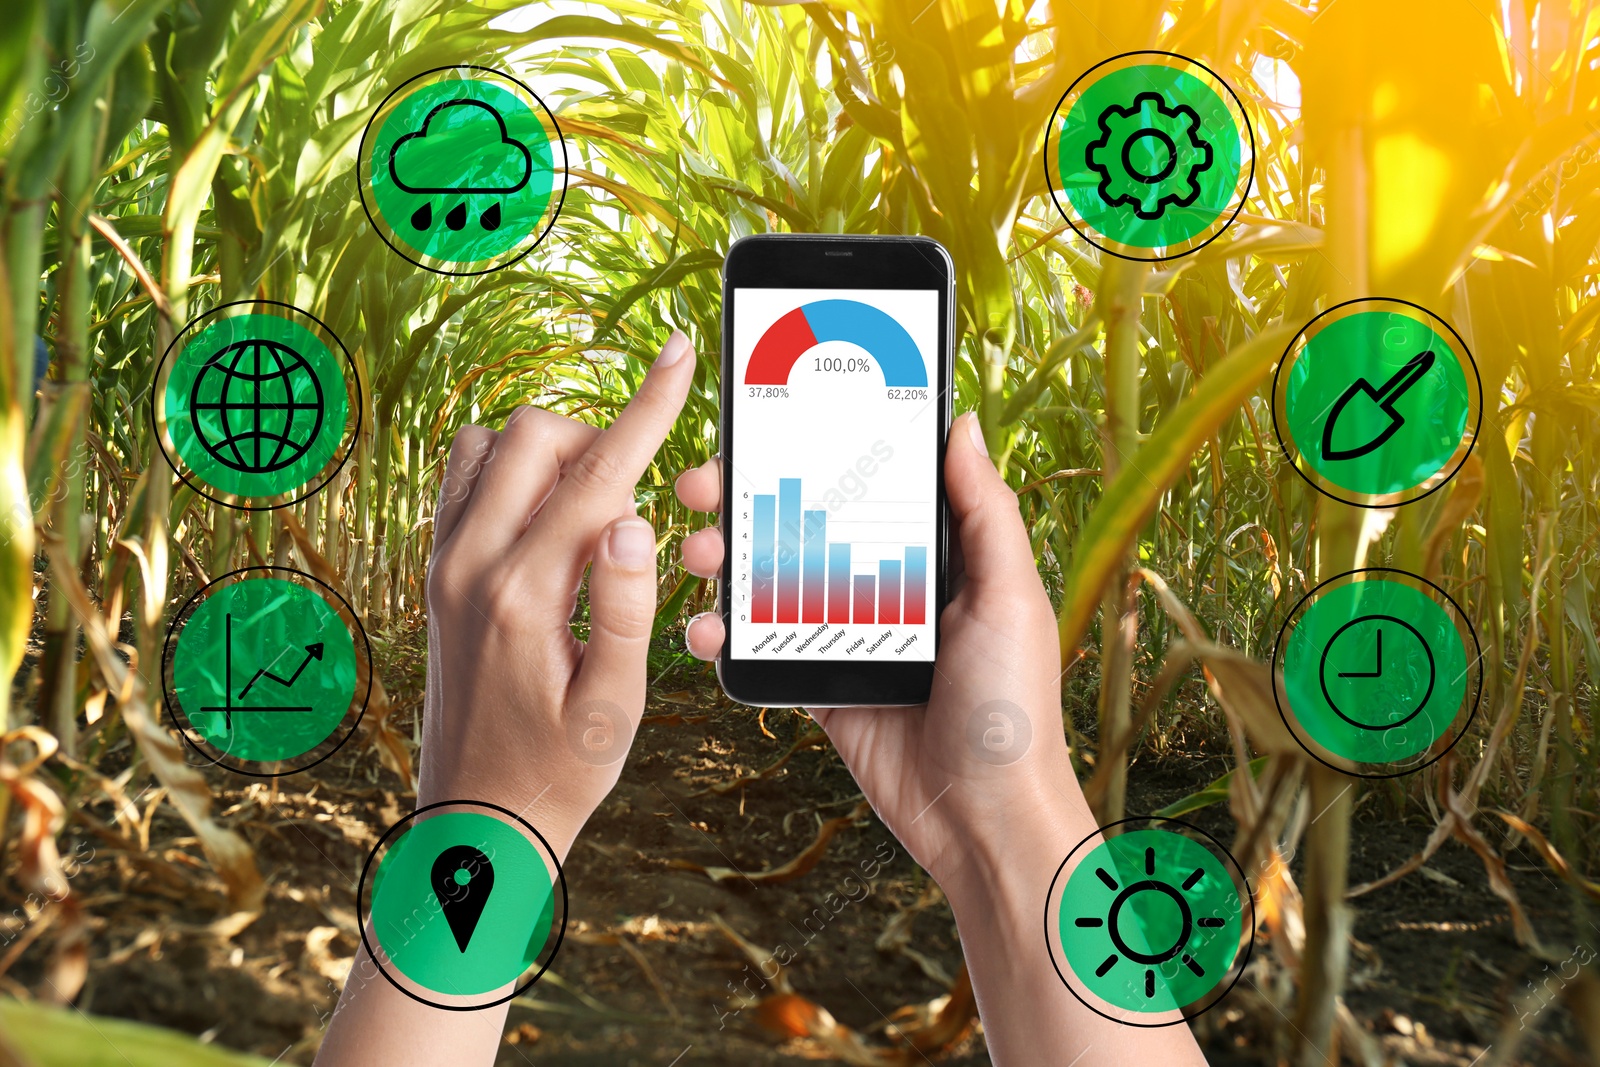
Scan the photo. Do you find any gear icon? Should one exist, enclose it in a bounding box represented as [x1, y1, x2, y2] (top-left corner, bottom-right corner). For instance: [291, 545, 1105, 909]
[1085, 91, 1214, 221]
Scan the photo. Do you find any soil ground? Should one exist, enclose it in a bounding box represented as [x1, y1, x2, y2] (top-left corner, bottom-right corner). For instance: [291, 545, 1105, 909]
[5, 621, 1590, 1066]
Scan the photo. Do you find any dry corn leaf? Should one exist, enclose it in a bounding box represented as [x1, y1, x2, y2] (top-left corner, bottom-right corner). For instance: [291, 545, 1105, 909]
[884, 964, 978, 1058]
[750, 968, 976, 1065]
[1103, 570, 1309, 761]
[639, 712, 709, 726]
[714, 912, 974, 1064]
[42, 896, 88, 1006]
[1422, 454, 1484, 585]
[693, 724, 828, 796]
[1495, 812, 1600, 903]
[669, 799, 870, 884]
[279, 510, 413, 789]
[1350, 758, 1540, 948]
[1566, 971, 1600, 1067]
[0, 728, 88, 1002]
[1254, 845, 1306, 964]
[567, 928, 681, 1021]
[303, 926, 353, 985]
[1441, 766, 1537, 949]
[44, 536, 265, 915]
[1200, 644, 1309, 758]
[753, 994, 891, 1065]
[1132, 567, 1208, 644]
[875, 885, 951, 986]
[0, 728, 64, 898]
[711, 912, 792, 996]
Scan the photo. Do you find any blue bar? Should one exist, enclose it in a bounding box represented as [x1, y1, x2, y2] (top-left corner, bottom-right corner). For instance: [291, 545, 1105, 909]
[752, 494, 775, 623]
[777, 479, 801, 622]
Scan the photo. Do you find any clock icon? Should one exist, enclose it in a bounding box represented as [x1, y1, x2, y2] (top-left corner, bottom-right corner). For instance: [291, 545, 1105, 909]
[1275, 569, 1478, 776]
[1316, 613, 1435, 732]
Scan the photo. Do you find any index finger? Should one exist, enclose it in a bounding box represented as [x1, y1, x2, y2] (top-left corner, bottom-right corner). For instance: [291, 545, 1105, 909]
[519, 330, 696, 562]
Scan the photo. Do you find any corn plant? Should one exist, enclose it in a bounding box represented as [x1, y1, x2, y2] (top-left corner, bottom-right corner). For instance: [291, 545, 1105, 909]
[2, 1, 1599, 1064]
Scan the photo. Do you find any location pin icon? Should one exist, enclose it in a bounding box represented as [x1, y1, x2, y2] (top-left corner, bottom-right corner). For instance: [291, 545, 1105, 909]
[431, 844, 495, 953]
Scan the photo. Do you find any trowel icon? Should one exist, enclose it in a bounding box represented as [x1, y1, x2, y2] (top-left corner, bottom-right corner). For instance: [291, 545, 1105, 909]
[1320, 350, 1436, 462]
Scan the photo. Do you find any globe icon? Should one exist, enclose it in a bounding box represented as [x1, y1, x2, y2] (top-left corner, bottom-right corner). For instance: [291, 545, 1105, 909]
[189, 338, 326, 475]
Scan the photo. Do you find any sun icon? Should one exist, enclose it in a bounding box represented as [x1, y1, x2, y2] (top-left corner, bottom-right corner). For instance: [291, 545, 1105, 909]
[1052, 822, 1250, 1019]
[1075, 842, 1230, 1000]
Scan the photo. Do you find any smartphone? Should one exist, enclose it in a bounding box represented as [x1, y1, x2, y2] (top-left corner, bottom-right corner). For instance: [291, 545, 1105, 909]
[718, 233, 953, 706]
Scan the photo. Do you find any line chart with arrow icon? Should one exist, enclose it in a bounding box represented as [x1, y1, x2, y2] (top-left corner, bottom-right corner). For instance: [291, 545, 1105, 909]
[164, 568, 369, 775]
[197, 611, 324, 729]
[1273, 298, 1480, 509]
[236, 638, 324, 701]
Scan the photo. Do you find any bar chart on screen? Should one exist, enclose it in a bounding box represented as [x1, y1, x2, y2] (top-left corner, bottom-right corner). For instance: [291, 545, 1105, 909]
[737, 474, 933, 661]
[748, 477, 930, 627]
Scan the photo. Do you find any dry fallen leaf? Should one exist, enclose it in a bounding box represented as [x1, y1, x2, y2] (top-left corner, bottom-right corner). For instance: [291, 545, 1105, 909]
[668, 800, 869, 884]
[713, 911, 975, 1065]
[693, 725, 828, 797]
[640, 712, 710, 726]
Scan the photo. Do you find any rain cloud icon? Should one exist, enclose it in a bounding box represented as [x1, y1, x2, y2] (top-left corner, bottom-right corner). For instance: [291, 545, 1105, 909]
[388, 98, 533, 232]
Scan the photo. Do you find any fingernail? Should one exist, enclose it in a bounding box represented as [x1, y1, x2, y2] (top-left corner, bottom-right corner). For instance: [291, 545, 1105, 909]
[965, 412, 989, 457]
[656, 330, 690, 368]
[609, 519, 656, 567]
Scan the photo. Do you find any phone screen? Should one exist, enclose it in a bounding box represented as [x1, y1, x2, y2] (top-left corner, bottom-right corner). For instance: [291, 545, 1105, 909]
[728, 287, 939, 664]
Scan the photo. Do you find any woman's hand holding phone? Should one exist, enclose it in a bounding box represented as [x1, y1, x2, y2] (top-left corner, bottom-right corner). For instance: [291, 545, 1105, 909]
[678, 412, 1087, 883]
[678, 412, 1206, 1065]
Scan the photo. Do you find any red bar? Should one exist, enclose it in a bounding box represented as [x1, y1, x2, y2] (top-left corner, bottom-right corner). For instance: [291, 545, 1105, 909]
[852, 576, 875, 624]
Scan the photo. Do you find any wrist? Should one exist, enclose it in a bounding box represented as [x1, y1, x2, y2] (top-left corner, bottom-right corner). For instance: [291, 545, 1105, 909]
[413, 777, 586, 866]
[938, 779, 1095, 931]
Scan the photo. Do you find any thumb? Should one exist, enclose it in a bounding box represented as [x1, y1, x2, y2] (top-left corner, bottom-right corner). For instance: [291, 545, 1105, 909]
[945, 412, 1038, 594]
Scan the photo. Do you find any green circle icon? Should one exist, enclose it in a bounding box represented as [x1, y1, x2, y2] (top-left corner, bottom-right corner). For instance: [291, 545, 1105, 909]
[363, 804, 565, 1009]
[1047, 52, 1252, 260]
[1277, 572, 1475, 773]
[1277, 300, 1478, 506]
[360, 66, 565, 275]
[165, 571, 366, 774]
[155, 303, 357, 509]
[1055, 826, 1246, 1017]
